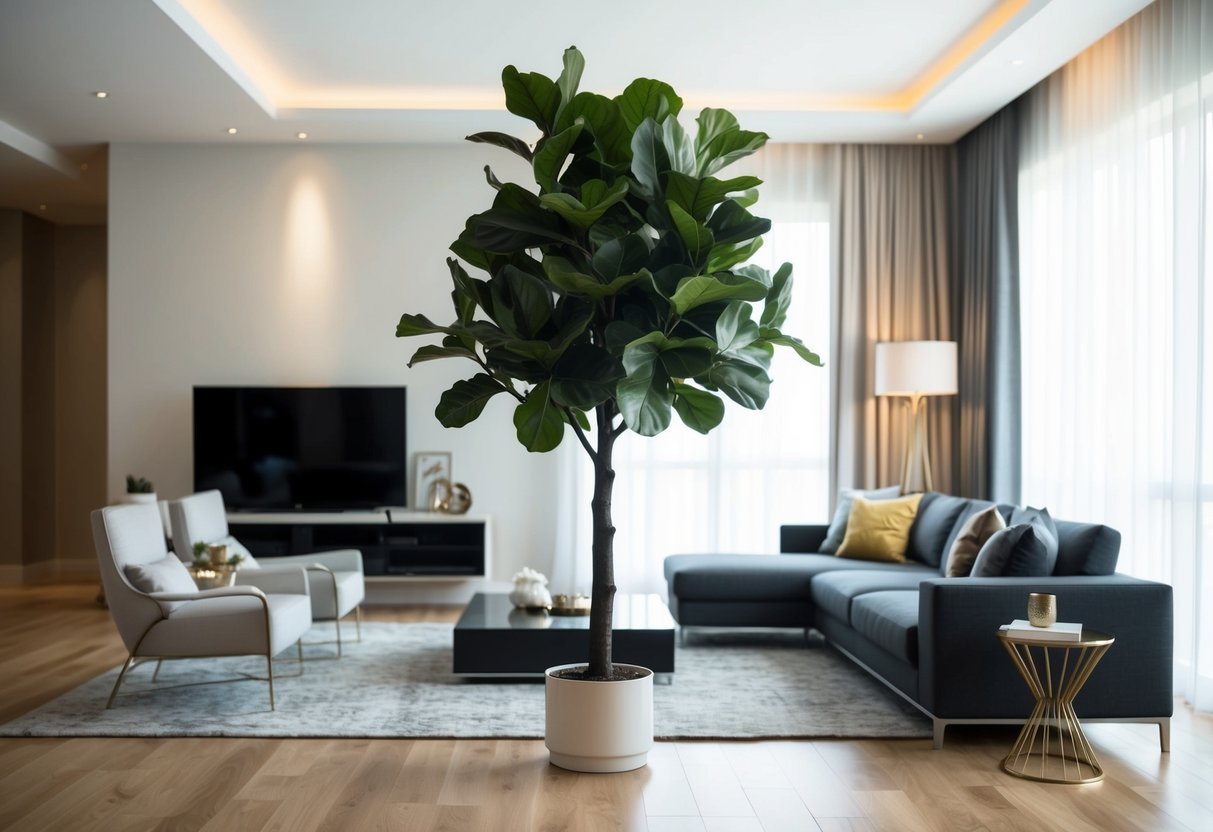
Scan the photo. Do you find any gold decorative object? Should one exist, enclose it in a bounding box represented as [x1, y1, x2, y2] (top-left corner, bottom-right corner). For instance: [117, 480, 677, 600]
[550, 594, 591, 616]
[998, 629, 1114, 784]
[206, 543, 228, 565]
[189, 565, 237, 590]
[428, 478, 473, 514]
[1027, 592, 1057, 627]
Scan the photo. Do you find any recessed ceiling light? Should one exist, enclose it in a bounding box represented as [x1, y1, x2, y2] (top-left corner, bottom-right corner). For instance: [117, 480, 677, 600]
[227, 127, 238, 135]
[296, 132, 308, 140]
[93, 91, 108, 99]
[1010, 59, 1025, 66]
[916, 133, 925, 141]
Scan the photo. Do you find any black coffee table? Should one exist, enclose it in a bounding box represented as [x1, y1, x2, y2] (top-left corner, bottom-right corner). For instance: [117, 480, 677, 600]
[453, 592, 676, 681]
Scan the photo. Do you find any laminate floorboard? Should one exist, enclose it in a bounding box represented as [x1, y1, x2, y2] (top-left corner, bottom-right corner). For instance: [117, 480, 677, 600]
[1, 584, 1209, 831]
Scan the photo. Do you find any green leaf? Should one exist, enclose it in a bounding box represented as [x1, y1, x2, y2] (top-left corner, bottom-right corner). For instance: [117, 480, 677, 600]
[662, 117, 696, 176]
[472, 184, 578, 252]
[501, 66, 559, 133]
[592, 233, 650, 281]
[630, 118, 670, 198]
[706, 200, 771, 246]
[513, 380, 565, 452]
[619, 334, 674, 436]
[465, 132, 533, 161]
[604, 320, 646, 355]
[715, 301, 761, 353]
[408, 344, 477, 367]
[660, 343, 714, 378]
[670, 274, 768, 316]
[760, 262, 794, 329]
[538, 177, 629, 229]
[395, 312, 450, 338]
[705, 356, 772, 409]
[666, 201, 714, 264]
[483, 165, 504, 191]
[552, 343, 623, 409]
[557, 92, 631, 163]
[533, 123, 584, 192]
[543, 256, 652, 300]
[694, 107, 769, 176]
[767, 333, 823, 365]
[554, 46, 585, 128]
[664, 172, 763, 221]
[706, 237, 764, 274]
[436, 374, 505, 428]
[673, 382, 725, 433]
[501, 265, 553, 338]
[615, 78, 683, 132]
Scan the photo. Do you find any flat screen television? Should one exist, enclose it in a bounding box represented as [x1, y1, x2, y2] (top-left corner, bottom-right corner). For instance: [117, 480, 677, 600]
[193, 386, 407, 511]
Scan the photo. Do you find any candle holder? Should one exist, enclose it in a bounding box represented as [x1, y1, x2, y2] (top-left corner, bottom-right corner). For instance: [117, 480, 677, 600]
[1027, 593, 1057, 627]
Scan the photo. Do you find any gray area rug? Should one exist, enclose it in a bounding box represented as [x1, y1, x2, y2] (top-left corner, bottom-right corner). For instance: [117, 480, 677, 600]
[0, 623, 929, 739]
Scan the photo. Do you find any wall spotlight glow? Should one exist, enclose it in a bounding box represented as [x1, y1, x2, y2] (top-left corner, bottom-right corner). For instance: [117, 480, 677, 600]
[227, 127, 239, 135]
[93, 91, 108, 99]
[296, 132, 308, 140]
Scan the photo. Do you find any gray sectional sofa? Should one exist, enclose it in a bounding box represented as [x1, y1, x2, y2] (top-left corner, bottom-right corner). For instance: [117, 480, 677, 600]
[663, 492, 1173, 748]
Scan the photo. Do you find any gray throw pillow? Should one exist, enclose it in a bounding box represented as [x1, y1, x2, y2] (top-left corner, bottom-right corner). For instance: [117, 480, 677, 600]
[970, 524, 1050, 577]
[1009, 506, 1059, 575]
[945, 505, 1006, 577]
[820, 485, 902, 553]
[125, 555, 197, 595]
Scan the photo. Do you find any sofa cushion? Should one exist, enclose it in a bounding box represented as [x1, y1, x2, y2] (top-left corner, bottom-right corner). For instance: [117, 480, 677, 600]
[1009, 507, 1059, 575]
[820, 485, 902, 554]
[970, 524, 1050, 577]
[810, 567, 933, 622]
[945, 506, 1006, 577]
[906, 493, 971, 568]
[850, 590, 920, 665]
[664, 555, 821, 602]
[1054, 521, 1120, 575]
[939, 499, 998, 574]
[836, 494, 923, 562]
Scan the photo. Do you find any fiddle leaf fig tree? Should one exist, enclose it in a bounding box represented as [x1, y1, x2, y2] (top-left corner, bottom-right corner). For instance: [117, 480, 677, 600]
[397, 47, 820, 680]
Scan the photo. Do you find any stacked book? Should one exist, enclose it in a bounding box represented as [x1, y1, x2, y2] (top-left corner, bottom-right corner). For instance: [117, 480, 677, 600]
[1000, 620, 1083, 642]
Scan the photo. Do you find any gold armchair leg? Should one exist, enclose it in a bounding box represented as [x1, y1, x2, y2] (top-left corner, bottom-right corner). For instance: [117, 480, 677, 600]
[106, 655, 135, 709]
[151, 659, 164, 683]
[266, 653, 275, 711]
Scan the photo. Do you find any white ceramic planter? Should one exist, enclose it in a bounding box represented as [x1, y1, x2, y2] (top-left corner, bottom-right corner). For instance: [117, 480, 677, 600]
[544, 663, 653, 773]
[124, 492, 157, 505]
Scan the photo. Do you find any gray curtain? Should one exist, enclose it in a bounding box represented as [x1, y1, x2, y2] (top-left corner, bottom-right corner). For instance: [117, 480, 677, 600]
[952, 104, 1022, 503]
[830, 145, 957, 497]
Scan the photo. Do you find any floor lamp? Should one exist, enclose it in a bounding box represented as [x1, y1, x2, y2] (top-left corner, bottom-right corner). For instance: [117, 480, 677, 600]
[875, 341, 958, 494]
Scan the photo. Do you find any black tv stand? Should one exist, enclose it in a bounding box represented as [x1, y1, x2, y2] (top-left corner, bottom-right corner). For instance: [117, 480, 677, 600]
[226, 510, 490, 580]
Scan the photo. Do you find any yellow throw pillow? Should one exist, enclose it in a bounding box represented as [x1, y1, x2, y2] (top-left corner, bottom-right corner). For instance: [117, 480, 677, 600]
[835, 494, 924, 563]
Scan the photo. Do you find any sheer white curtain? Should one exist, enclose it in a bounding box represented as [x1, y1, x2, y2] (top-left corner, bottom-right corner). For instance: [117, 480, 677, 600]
[551, 145, 833, 597]
[1018, 0, 1213, 710]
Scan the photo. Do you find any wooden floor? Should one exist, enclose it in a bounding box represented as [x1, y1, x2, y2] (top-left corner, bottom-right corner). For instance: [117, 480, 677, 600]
[1, 585, 1211, 832]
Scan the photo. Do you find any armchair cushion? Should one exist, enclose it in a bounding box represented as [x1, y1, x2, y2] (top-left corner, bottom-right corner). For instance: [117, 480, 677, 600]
[138, 592, 311, 657]
[124, 556, 196, 610]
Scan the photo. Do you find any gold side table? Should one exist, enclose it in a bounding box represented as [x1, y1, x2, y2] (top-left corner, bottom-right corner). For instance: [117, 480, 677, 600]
[997, 628, 1114, 784]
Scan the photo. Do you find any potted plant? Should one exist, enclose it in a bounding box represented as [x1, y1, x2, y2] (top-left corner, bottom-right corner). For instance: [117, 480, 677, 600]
[396, 47, 819, 771]
[124, 474, 156, 505]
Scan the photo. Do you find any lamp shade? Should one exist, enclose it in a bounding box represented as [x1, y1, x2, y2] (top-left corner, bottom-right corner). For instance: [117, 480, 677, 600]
[874, 341, 958, 397]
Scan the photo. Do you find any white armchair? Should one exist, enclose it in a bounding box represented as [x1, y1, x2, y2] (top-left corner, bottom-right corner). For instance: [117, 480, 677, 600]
[92, 502, 312, 710]
[169, 490, 366, 657]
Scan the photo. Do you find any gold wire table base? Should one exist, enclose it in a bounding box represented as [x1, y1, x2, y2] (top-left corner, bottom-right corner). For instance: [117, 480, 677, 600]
[998, 630, 1114, 784]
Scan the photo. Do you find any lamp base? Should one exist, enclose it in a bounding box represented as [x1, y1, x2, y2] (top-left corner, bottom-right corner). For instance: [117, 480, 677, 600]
[900, 395, 934, 495]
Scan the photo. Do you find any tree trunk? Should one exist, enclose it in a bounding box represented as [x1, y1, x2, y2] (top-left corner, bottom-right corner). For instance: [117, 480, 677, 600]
[587, 405, 617, 679]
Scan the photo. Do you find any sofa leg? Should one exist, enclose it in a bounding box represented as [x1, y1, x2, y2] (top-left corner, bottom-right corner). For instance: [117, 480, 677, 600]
[1159, 719, 1171, 752]
[933, 720, 946, 750]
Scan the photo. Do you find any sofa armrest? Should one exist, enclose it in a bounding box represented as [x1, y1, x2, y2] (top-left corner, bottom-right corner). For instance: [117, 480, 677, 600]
[780, 524, 829, 554]
[918, 575, 1173, 720]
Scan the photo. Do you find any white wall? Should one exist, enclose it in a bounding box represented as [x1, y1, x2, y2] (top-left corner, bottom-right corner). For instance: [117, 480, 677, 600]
[108, 143, 557, 585]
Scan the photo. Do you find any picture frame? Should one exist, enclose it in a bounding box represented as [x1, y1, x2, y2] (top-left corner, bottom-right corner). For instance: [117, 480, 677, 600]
[415, 452, 452, 511]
